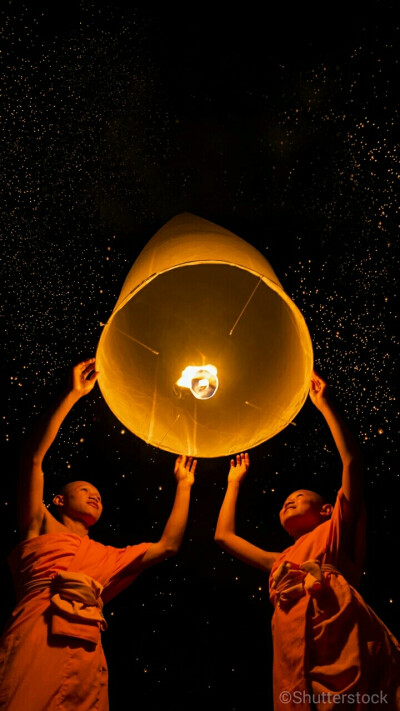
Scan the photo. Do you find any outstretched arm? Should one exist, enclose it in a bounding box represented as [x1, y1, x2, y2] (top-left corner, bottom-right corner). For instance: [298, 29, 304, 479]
[214, 453, 280, 573]
[17, 359, 98, 539]
[140, 455, 196, 569]
[309, 370, 363, 507]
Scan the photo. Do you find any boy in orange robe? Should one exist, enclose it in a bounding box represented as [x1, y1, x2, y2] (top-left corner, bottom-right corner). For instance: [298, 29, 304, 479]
[0, 358, 196, 711]
[215, 371, 400, 710]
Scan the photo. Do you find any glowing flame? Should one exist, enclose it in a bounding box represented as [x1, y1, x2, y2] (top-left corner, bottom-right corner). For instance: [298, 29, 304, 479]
[177, 365, 219, 399]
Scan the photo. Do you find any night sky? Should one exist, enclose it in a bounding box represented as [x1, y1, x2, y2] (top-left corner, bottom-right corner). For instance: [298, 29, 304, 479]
[1, 3, 399, 709]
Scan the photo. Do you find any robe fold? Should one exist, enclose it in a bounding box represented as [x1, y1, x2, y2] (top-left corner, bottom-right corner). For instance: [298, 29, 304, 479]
[0, 533, 151, 711]
[269, 489, 400, 710]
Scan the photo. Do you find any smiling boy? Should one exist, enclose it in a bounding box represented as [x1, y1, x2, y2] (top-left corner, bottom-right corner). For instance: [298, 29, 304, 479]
[215, 371, 400, 710]
[0, 358, 196, 711]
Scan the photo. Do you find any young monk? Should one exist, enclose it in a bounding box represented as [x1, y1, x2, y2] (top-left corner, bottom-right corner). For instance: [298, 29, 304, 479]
[0, 358, 196, 711]
[215, 371, 400, 710]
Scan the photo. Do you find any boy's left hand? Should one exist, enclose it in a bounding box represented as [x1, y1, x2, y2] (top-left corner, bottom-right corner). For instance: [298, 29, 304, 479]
[174, 455, 196, 485]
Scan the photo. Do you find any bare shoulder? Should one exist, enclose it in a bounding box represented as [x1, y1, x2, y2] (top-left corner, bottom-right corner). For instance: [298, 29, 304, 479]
[41, 508, 68, 534]
[339, 483, 365, 526]
[21, 508, 67, 540]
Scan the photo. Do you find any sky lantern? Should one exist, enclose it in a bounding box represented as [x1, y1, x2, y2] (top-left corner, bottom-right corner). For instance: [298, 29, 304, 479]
[96, 213, 313, 458]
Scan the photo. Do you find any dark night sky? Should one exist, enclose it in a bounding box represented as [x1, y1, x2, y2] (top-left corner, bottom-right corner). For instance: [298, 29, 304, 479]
[1, 3, 399, 709]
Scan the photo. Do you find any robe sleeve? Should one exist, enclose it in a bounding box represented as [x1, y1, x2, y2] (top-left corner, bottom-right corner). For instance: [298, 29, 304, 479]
[101, 541, 153, 604]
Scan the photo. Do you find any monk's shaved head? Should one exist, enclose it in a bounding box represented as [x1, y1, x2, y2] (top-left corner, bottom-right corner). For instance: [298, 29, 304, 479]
[285, 489, 329, 506]
[60, 481, 99, 497]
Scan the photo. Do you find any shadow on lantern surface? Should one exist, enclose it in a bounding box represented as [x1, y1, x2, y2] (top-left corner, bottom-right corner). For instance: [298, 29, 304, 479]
[96, 213, 313, 457]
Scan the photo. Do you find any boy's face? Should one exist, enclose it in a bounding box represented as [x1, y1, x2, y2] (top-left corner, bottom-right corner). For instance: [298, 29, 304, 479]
[279, 489, 328, 536]
[57, 481, 103, 525]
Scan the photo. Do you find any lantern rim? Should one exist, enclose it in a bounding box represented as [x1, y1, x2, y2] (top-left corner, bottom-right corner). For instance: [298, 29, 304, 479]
[101, 260, 301, 331]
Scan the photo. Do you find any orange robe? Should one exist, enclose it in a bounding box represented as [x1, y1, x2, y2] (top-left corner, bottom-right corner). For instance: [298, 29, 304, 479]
[0, 533, 151, 711]
[269, 489, 400, 710]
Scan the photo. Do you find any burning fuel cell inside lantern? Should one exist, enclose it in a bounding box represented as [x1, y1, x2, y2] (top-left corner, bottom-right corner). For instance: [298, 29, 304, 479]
[177, 365, 219, 400]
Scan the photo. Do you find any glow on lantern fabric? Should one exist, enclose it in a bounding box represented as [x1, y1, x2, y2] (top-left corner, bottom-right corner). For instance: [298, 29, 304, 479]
[96, 213, 313, 458]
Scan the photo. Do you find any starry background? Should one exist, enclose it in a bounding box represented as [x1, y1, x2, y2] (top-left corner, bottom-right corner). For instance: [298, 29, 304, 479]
[1, 2, 399, 709]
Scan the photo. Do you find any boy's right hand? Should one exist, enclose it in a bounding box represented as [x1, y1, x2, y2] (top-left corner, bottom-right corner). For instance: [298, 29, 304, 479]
[70, 358, 98, 397]
[228, 452, 250, 484]
[174, 455, 196, 486]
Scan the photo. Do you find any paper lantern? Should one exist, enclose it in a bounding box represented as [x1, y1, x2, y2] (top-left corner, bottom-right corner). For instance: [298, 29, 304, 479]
[96, 213, 313, 458]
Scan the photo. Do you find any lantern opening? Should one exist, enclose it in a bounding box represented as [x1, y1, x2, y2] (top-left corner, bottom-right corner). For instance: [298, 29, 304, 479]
[96, 213, 313, 457]
[177, 365, 219, 400]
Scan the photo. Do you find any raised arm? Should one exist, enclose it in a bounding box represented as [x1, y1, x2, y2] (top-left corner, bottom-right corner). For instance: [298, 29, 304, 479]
[17, 359, 98, 539]
[309, 370, 363, 507]
[214, 453, 280, 573]
[140, 455, 196, 569]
